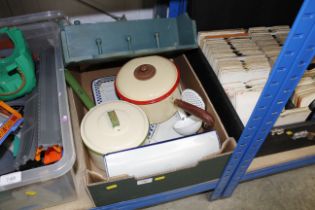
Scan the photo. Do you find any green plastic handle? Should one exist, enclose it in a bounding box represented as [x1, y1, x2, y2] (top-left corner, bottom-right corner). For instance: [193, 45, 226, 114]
[64, 69, 95, 110]
[107, 110, 120, 128]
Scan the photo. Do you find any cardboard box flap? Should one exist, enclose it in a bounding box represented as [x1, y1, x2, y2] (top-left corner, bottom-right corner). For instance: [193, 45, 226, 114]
[61, 14, 197, 65]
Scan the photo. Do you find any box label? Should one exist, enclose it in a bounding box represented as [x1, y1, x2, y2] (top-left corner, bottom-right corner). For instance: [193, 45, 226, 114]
[106, 184, 118, 190]
[0, 172, 22, 186]
[137, 178, 153, 185]
[154, 176, 166, 181]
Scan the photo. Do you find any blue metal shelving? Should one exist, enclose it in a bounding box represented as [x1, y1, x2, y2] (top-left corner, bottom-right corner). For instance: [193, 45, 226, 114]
[168, 0, 187, 17]
[211, 0, 315, 200]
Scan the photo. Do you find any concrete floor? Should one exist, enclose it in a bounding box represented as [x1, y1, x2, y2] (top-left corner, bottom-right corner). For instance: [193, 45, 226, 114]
[144, 165, 315, 210]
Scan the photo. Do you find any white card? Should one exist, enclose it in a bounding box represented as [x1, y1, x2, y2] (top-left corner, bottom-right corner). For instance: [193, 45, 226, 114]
[105, 131, 220, 178]
[0, 172, 22, 186]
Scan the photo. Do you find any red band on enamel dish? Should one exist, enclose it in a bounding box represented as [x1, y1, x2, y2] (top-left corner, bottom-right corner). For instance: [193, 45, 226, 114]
[115, 67, 180, 105]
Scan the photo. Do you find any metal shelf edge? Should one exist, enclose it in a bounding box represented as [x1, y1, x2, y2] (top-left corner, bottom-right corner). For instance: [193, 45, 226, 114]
[243, 154, 315, 181]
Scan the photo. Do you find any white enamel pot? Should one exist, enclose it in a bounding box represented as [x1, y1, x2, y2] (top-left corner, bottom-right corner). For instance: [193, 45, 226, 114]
[115, 56, 181, 123]
[115, 55, 215, 127]
[80, 101, 149, 170]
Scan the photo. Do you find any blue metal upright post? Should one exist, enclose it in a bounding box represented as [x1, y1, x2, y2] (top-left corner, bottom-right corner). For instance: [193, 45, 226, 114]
[169, 0, 187, 17]
[211, 0, 315, 200]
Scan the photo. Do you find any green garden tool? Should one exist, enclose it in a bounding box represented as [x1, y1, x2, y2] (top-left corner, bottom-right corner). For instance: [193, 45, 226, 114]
[0, 27, 36, 101]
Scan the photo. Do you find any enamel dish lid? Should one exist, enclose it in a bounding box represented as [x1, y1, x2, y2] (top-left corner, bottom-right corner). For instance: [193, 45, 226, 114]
[115, 56, 180, 104]
[80, 101, 149, 155]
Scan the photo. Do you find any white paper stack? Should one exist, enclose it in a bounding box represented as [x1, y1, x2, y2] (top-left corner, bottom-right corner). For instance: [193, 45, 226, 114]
[249, 25, 290, 65]
[292, 69, 315, 108]
[217, 55, 270, 85]
[197, 25, 314, 126]
[275, 69, 315, 126]
[223, 79, 265, 124]
[104, 131, 220, 178]
[198, 29, 246, 48]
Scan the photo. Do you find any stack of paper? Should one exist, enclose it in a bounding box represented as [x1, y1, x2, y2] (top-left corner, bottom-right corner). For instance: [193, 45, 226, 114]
[292, 69, 315, 108]
[198, 25, 314, 126]
[249, 26, 290, 65]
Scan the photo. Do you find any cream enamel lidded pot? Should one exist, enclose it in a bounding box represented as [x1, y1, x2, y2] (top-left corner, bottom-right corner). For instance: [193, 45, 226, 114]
[80, 101, 149, 170]
[115, 56, 181, 123]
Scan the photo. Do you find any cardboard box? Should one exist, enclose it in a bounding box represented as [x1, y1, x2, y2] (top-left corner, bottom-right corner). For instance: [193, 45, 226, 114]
[67, 53, 236, 207]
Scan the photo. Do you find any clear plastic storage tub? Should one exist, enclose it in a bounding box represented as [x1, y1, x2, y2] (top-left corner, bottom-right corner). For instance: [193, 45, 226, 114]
[0, 14, 76, 210]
